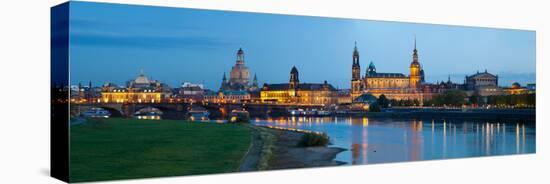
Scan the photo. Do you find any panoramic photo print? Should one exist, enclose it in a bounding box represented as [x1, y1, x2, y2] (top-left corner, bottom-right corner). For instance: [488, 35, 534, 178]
[51, 1, 536, 182]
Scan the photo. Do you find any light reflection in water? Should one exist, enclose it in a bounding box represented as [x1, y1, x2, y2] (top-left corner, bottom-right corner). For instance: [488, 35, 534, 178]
[252, 117, 535, 165]
[135, 115, 161, 120]
[522, 124, 525, 153]
[516, 123, 520, 154]
[443, 120, 447, 158]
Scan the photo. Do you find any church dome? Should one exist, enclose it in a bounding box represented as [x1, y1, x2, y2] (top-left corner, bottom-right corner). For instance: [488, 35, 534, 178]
[368, 61, 376, 69]
[512, 82, 521, 89]
[134, 73, 151, 84]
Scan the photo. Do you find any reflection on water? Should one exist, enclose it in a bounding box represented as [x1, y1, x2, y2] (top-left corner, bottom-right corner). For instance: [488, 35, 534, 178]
[252, 117, 535, 165]
[135, 115, 161, 120]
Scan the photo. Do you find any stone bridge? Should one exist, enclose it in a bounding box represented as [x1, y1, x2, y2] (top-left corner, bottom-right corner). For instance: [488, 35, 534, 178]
[71, 102, 326, 120]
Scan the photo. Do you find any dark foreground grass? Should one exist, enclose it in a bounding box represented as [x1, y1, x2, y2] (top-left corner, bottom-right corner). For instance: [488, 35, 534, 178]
[69, 118, 252, 182]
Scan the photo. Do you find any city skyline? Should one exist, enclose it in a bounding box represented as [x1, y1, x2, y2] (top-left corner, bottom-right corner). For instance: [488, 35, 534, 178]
[68, 1, 536, 89]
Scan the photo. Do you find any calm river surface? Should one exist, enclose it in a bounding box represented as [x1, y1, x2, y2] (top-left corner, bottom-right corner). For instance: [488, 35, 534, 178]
[252, 117, 535, 165]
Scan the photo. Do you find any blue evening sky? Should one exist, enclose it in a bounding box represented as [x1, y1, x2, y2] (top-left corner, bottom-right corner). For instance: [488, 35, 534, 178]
[68, 1, 536, 89]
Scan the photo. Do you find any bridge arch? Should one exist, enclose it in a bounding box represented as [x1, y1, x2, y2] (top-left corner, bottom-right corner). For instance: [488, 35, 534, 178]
[96, 106, 124, 117]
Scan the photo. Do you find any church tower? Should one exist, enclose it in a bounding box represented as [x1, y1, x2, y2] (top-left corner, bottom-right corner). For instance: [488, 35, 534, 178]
[409, 37, 422, 89]
[289, 66, 299, 98]
[289, 66, 299, 89]
[220, 72, 228, 90]
[250, 73, 259, 91]
[351, 42, 362, 100]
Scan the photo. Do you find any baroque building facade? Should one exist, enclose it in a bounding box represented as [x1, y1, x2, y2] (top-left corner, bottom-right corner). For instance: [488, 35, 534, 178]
[100, 71, 170, 103]
[260, 66, 337, 105]
[351, 40, 429, 102]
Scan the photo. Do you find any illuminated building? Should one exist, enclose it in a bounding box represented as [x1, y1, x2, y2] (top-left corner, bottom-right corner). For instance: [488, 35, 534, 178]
[100, 71, 167, 103]
[352, 39, 429, 102]
[422, 76, 465, 94]
[503, 82, 530, 95]
[260, 66, 337, 105]
[69, 81, 104, 104]
[464, 70, 502, 96]
[203, 90, 251, 103]
[336, 89, 352, 104]
[178, 82, 205, 102]
[220, 48, 259, 91]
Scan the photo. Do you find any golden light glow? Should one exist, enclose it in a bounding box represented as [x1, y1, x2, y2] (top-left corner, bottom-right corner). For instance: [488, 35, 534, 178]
[101, 91, 161, 104]
[362, 117, 369, 127]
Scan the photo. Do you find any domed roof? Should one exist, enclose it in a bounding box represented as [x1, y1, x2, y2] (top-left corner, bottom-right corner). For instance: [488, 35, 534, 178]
[353, 93, 378, 103]
[237, 48, 244, 55]
[134, 73, 151, 84]
[368, 61, 376, 69]
[511, 82, 521, 89]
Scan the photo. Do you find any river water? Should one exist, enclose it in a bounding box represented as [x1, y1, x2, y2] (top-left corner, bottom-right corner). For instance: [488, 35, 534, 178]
[252, 117, 535, 165]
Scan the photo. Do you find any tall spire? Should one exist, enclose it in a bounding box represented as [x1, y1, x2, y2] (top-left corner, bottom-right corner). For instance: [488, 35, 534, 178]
[353, 41, 359, 57]
[412, 35, 419, 63]
[414, 35, 417, 51]
[220, 72, 228, 90]
[352, 41, 361, 81]
[252, 73, 258, 88]
[352, 41, 360, 66]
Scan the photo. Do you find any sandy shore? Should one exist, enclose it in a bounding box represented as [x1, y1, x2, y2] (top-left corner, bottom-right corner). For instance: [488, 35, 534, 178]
[239, 125, 346, 171]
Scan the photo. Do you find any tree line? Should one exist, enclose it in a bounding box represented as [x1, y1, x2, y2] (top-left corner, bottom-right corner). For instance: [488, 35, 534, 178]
[369, 90, 535, 110]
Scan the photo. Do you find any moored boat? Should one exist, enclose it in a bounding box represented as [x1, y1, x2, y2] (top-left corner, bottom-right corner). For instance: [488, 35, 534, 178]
[316, 110, 332, 116]
[228, 109, 250, 123]
[134, 107, 163, 120]
[188, 108, 210, 121]
[81, 107, 111, 118]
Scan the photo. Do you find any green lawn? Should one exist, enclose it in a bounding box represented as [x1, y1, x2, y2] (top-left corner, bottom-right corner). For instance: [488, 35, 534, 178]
[69, 118, 252, 182]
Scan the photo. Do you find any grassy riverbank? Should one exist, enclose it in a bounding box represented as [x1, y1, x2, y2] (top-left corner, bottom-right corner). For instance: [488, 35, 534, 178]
[69, 118, 251, 182]
[246, 126, 345, 170]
